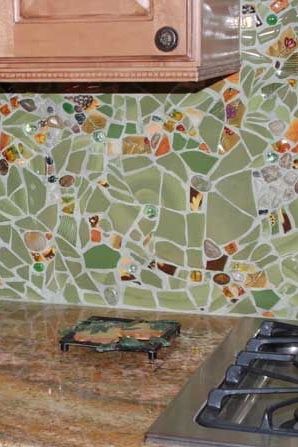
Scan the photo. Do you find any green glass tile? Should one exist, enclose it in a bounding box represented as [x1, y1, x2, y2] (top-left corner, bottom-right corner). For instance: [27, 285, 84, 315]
[31, 274, 43, 290]
[138, 218, 156, 236]
[0, 247, 23, 268]
[169, 277, 187, 289]
[233, 242, 257, 260]
[209, 286, 227, 312]
[261, 97, 277, 113]
[157, 291, 195, 310]
[3, 127, 38, 151]
[97, 94, 112, 104]
[98, 105, 113, 117]
[86, 187, 109, 213]
[64, 283, 81, 304]
[16, 216, 47, 232]
[52, 139, 71, 173]
[140, 96, 160, 116]
[156, 209, 186, 245]
[130, 229, 142, 241]
[242, 30, 257, 46]
[252, 290, 280, 310]
[45, 261, 54, 285]
[240, 226, 260, 244]
[273, 233, 298, 256]
[289, 199, 298, 227]
[0, 288, 21, 300]
[187, 214, 205, 247]
[125, 123, 137, 134]
[190, 284, 210, 307]
[256, 255, 278, 269]
[200, 116, 223, 152]
[65, 261, 82, 278]
[156, 153, 188, 182]
[230, 298, 256, 315]
[0, 178, 5, 196]
[73, 135, 91, 152]
[124, 287, 155, 308]
[125, 167, 161, 204]
[0, 225, 11, 243]
[58, 216, 77, 246]
[244, 123, 273, 140]
[278, 283, 296, 296]
[109, 189, 134, 204]
[126, 241, 148, 261]
[11, 228, 32, 264]
[207, 193, 253, 245]
[79, 219, 89, 249]
[187, 249, 203, 269]
[216, 171, 257, 217]
[155, 241, 184, 266]
[250, 244, 272, 261]
[0, 265, 15, 278]
[282, 256, 298, 282]
[80, 186, 93, 214]
[107, 123, 124, 139]
[140, 269, 162, 288]
[90, 271, 116, 286]
[181, 151, 217, 175]
[240, 130, 268, 157]
[109, 203, 140, 234]
[66, 151, 86, 174]
[267, 263, 283, 287]
[26, 286, 43, 301]
[84, 292, 105, 306]
[160, 173, 186, 211]
[56, 236, 80, 259]
[0, 198, 22, 217]
[186, 138, 199, 149]
[86, 154, 103, 172]
[122, 157, 152, 173]
[6, 281, 25, 294]
[173, 133, 187, 151]
[37, 205, 57, 231]
[10, 188, 28, 214]
[4, 110, 39, 126]
[16, 265, 29, 281]
[179, 90, 211, 108]
[126, 97, 138, 121]
[7, 166, 22, 196]
[75, 273, 98, 292]
[84, 245, 120, 269]
[23, 169, 46, 215]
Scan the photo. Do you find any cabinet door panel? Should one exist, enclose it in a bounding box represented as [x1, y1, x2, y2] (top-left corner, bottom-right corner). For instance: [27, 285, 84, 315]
[2, 0, 189, 58]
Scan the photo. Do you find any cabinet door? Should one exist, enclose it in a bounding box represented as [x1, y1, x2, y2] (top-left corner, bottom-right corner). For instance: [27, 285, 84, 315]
[1, 0, 193, 58]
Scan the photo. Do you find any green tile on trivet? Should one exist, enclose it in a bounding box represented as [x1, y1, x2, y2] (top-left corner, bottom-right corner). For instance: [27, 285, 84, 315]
[210, 100, 225, 121]
[181, 151, 217, 175]
[86, 187, 109, 213]
[266, 263, 283, 287]
[26, 286, 43, 301]
[4, 110, 39, 126]
[84, 245, 120, 269]
[289, 199, 298, 227]
[126, 241, 148, 261]
[31, 274, 43, 290]
[157, 291, 195, 310]
[10, 188, 28, 214]
[257, 255, 278, 269]
[207, 193, 253, 245]
[252, 290, 280, 310]
[126, 97, 138, 121]
[55, 251, 67, 271]
[109, 203, 140, 234]
[209, 286, 226, 312]
[130, 229, 142, 241]
[45, 261, 54, 285]
[0, 288, 21, 300]
[37, 205, 58, 231]
[190, 284, 210, 307]
[240, 225, 260, 244]
[169, 277, 187, 289]
[138, 218, 156, 236]
[79, 219, 89, 249]
[0, 265, 14, 278]
[0, 213, 9, 223]
[125, 123, 137, 134]
[140, 96, 160, 116]
[86, 154, 103, 172]
[15, 216, 47, 232]
[7, 281, 25, 294]
[107, 173, 130, 191]
[64, 283, 81, 304]
[233, 242, 257, 260]
[160, 173, 186, 211]
[155, 241, 184, 266]
[109, 189, 134, 204]
[84, 292, 105, 306]
[156, 209, 186, 245]
[124, 287, 156, 308]
[140, 269, 163, 289]
[0, 178, 5, 196]
[90, 271, 116, 286]
[66, 260, 82, 278]
[156, 153, 188, 182]
[16, 265, 29, 281]
[98, 105, 113, 117]
[66, 151, 86, 174]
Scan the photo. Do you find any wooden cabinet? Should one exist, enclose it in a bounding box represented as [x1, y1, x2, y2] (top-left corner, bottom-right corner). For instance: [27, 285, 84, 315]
[0, 0, 240, 82]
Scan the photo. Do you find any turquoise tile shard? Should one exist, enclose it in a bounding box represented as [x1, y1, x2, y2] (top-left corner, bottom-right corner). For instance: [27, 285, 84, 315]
[0, 2, 297, 318]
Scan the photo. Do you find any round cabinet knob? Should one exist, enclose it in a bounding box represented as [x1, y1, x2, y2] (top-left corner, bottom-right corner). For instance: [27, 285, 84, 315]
[155, 27, 179, 52]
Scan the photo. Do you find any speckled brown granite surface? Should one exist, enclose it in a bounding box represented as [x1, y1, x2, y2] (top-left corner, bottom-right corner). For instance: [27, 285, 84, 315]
[0, 302, 237, 447]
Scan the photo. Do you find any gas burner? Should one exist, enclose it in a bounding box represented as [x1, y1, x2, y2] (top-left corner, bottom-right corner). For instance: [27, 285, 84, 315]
[146, 319, 298, 447]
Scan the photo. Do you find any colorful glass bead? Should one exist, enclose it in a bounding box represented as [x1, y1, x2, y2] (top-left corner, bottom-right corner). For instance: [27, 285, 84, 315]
[24, 123, 38, 135]
[104, 287, 119, 306]
[127, 263, 138, 275]
[144, 204, 158, 219]
[48, 175, 58, 183]
[266, 151, 279, 163]
[33, 262, 45, 273]
[93, 130, 106, 143]
[63, 102, 74, 114]
[0, 159, 9, 176]
[266, 14, 278, 25]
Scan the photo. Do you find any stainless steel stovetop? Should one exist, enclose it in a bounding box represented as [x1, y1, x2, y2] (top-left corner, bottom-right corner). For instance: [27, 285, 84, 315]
[145, 318, 298, 447]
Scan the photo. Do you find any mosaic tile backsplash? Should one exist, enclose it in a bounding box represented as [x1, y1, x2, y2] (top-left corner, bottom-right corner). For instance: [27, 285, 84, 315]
[0, 1, 297, 318]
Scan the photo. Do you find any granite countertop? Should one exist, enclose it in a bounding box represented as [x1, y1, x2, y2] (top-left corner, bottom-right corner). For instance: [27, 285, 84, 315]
[0, 302, 237, 447]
